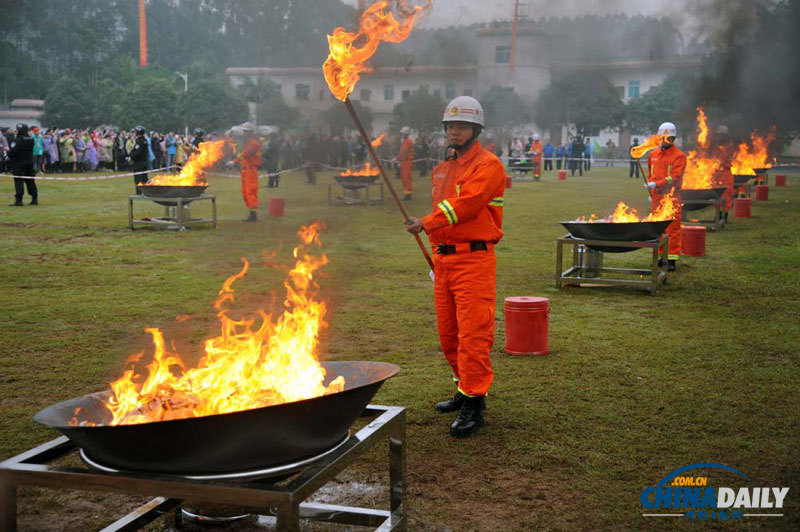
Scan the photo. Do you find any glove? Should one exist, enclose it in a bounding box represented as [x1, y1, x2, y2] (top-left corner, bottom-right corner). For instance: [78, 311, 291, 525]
[645, 181, 657, 191]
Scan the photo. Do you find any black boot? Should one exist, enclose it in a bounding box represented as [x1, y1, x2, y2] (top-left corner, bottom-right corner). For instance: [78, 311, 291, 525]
[435, 391, 465, 413]
[450, 396, 485, 438]
[9, 198, 23, 206]
[243, 210, 258, 222]
[29, 198, 38, 205]
[668, 259, 676, 272]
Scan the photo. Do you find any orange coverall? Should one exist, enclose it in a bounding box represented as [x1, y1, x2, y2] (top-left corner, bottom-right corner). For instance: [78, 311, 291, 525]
[235, 137, 262, 209]
[420, 141, 505, 397]
[398, 137, 414, 195]
[529, 140, 543, 177]
[713, 143, 735, 211]
[648, 144, 686, 260]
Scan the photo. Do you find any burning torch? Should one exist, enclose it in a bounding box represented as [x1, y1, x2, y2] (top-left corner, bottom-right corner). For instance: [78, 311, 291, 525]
[323, 0, 434, 270]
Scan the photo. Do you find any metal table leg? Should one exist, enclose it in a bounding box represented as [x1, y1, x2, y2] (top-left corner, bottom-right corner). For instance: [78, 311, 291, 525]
[388, 409, 407, 531]
[128, 197, 134, 230]
[211, 196, 217, 229]
[555, 239, 564, 289]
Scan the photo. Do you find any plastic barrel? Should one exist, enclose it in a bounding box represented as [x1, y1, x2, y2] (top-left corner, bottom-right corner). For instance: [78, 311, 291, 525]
[268, 197, 285, 217]
[775, 174, 786, 187]
[504, 297, 549, 356]
[558, 170, 567, 181]
[734, 197, 751, 218]
[680, 225, 706, 257]
[755, 185, 769, 201]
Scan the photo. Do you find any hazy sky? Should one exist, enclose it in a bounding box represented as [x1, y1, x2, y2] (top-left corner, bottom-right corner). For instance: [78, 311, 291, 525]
[341, 0, 711, 40]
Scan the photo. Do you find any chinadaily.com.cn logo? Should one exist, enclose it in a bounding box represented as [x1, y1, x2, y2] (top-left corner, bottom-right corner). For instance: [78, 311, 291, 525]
[640, 463, 790, 522]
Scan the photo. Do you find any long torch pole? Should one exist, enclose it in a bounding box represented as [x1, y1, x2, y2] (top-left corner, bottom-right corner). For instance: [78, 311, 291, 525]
[344, 97, 434, 270]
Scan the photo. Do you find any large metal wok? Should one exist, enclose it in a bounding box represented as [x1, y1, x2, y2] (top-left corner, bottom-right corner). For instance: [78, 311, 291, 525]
[681, 187, 727, 211]
[733, 174, 752, 187]
[34, 361, 399, 475]
[139, 185, 209, 206]
[561, 220, 673, 253]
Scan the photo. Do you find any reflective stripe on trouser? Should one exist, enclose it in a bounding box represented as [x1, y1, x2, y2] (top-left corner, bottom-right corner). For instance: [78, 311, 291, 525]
[241, 167, 259, 209]
[400, 161, 414, 195]
[433, 250, 496, 397]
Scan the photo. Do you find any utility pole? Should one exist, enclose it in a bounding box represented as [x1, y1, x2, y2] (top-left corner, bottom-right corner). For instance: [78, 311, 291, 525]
[510, 0, 519, 73]
[175, 72, 188, 137]
[138, 0, 148, 67]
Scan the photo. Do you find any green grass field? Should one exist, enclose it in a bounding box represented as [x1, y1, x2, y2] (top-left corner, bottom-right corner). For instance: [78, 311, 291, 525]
[1, 166, 798, 530]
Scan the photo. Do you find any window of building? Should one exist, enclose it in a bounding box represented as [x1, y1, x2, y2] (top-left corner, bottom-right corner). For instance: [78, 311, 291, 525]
[628, 80, 641, 99]
[495, 45, 511, 64]
[384, 84, 394, 101]
[445, 83, 456, 99]
[361, 88, 371, 102]
[401, 89, 410, 101]
[463, 89, 473, 97]
[295, 83, 309, 101]
[615, 86, 625, 99]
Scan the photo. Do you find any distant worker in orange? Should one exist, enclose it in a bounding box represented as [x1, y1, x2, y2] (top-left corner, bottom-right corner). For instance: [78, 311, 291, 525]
[405, 96, 505, 438]
[712, 125, 734, 223]
[227, 122, 262, 222]
[644, 122, 686, 271]
[397, 126, 415, 201]
[528, 133, 543, 179]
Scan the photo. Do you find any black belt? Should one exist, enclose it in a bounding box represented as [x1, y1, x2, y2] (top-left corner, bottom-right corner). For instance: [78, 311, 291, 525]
[436, 242, 488, 255]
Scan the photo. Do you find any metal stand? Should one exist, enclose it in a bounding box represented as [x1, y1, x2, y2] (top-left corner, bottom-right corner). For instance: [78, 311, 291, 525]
[0, 405, 406, 532]
[681, 199, 725, 231]
[128, 195, 216, 231]
[328, 181, 384, 206]
[556, 234, 669, 294]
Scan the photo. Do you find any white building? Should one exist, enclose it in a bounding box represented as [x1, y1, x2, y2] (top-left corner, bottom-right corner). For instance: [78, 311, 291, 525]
[226, 23, 698, 146]
[0, 99, 44, 129]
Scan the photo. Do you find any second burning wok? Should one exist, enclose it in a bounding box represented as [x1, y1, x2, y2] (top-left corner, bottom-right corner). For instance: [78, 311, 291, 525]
[681, 187, 727, 212]
[561, 220, 673, 253]
[34, 361, 399, 475]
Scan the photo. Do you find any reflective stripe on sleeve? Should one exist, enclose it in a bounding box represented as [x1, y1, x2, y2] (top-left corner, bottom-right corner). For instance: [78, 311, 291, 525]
[438, 200, 458, 225]
[489, 197, 504, 207]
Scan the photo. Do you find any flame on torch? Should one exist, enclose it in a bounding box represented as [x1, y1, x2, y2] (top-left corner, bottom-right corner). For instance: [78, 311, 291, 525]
[630, 134, 663, 159]
[323, 0, 432, 101]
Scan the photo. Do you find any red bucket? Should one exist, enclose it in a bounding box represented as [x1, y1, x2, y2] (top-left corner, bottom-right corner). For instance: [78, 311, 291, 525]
[680, 225, 706, 257]
[268, 197, 285, 217]
[506, 176, 512, 189]
[504, 296, 549, 356]
[733, 197, 751, 218]
[755, 185, 769, 201]
[775, 174, 786, 187]
[558, 169, 567, 181]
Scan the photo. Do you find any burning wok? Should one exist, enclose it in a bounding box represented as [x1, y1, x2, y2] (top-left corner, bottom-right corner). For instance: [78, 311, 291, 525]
[34, 361, 398, 475]
[733, 174, 752, 187]
[139, 185, 209, 206]
[561, 220, 673, 253]
[334, 174, 379, 186]
[681, 187, 727, 212]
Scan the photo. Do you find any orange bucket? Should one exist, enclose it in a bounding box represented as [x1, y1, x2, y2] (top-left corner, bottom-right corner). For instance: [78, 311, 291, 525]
[504, 297, 549, 356]
[268, 197, 285, 217]
[755, 185, 769, 201]
[681, 225, 706, 257]
[775, 174, 786, 187]
[734, 197, 751, 218]
[558, 170, 567, 181]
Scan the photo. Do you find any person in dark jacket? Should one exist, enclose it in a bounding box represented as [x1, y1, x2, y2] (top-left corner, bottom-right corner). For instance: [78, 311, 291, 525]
[129, 126, 149, 194]
[8, 123, 37, 206]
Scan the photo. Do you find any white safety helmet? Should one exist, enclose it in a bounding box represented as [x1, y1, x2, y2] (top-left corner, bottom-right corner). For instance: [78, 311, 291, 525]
[241, 122, 256, 133]
[657, 122, 677, 137]
[532, 133, 540, 141]
[442, 96, 485, 127]
[716, 125, 729, 135]
[400, 126, 411, 135]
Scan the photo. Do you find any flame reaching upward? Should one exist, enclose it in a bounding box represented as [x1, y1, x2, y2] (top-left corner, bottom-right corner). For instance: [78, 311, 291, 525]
[576, 198, 676, 223]
[144, 140, 230, 186]
[371, 132, 387, 147]
[732, 128, 776, 175]
[100, 222, 344, 426]
[630, 134, 663, 159]
[696, 107, 709, 149]
[323, 0, 432, 101]
[342, 133, 386, 176]
[683, 107, 717, 189]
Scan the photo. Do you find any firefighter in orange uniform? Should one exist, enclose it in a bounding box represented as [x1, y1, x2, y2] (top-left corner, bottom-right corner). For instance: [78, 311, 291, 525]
[712, 125, 734, 223]
[227, 122, 262, 222]
[397, 126, 415, 201]
[405, 96, 505, 438]
[645, 122, 686, 271]
[529, 133, 543, 178]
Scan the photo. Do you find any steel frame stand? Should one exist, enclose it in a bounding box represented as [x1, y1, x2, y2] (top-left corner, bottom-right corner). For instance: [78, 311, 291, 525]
[681, 199, 725, 231]
[128, 194, 216, 231]
[556, 234, 669, 294]
[328, 182, 384, 206]
[0, 405, 406, 532]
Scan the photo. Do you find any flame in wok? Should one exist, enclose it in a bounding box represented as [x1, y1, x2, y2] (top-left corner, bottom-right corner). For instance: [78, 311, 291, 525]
[683, 107, 717, 189]
[323, 0, 432, 101]
[98, 222, 344, 426]
[731, 128, 776, 175]
[342, 133, 386, 176]
[143, 140, 229, 186]
[576, 195, 678, 223]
